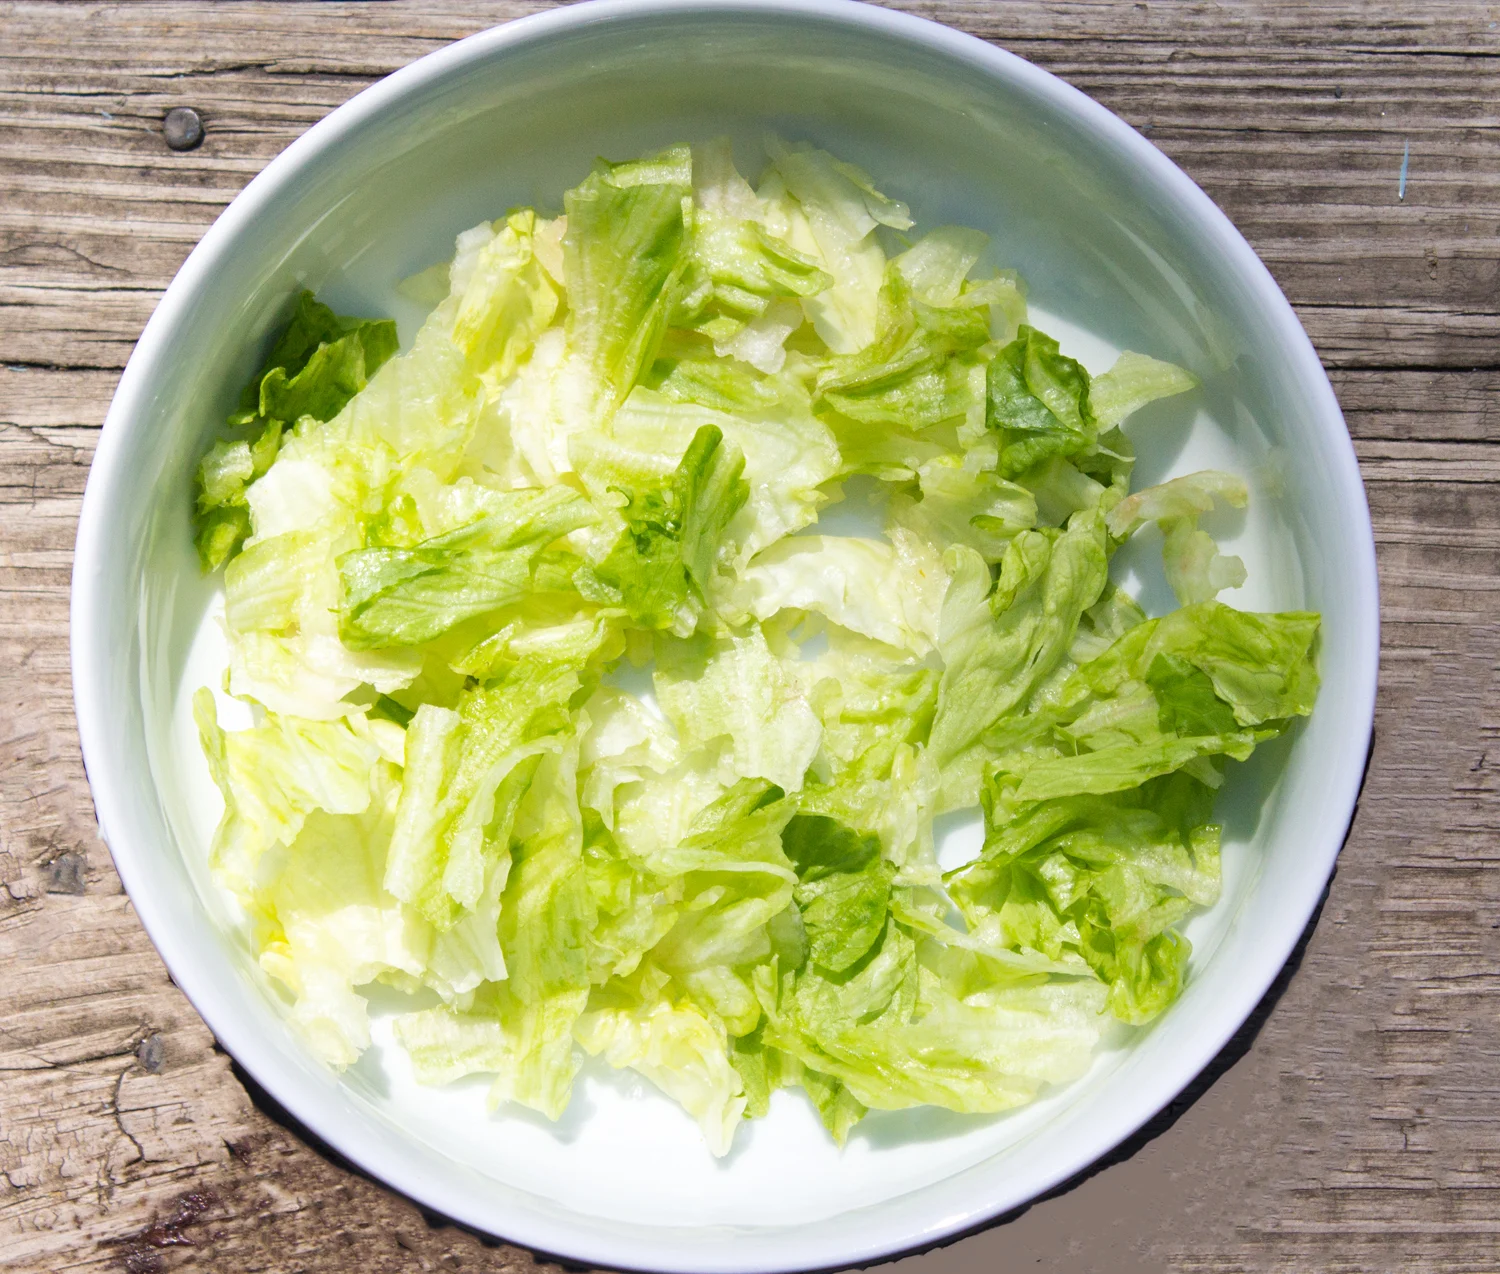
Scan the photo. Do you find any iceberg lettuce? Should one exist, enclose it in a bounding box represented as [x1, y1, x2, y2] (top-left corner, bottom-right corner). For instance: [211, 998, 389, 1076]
[675, 139, 831, 361]
[929, 513, 1110, 808]
[655, 626, 822, 794]
[1108, 470, 1249, 605]
[587, 424, 748, 631]
[565, 145, 694, 416]
[338, 486, 597, 649]
[195, 291, 398, 571]
[734, 528, 946, 656]
[190, 139, 1321, 1156]
[576, 977, 747, 1155]
[761, 138, 909, 356]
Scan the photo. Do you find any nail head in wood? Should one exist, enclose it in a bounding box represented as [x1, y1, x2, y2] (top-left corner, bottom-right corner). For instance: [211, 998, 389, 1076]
[136, 1033, 166, 1073]
[44, 851, 87, 895]
[163, 106, 204, 151]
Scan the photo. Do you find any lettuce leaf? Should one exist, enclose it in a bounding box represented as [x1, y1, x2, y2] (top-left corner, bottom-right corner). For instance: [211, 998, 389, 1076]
[576, 976, 748, 1155]
[385, 657, 580, 929]
[647, 781, 798, 1015]
[783, 814, 894, 973]
[194, 687, 386, 899]
[1089, 350, 1198, 431]
[797, 631, 940, 878]
[449, 208, 561, 391]
[257, 770, 431, 1068]
[763, 138, 910, 354]
[769, 968, 1107, 1115]
[394, 744, 596, 1118]
[395, 982, 589, 1121]
[655, 626, 822, 794]
[816, 268, 991, 432]
[734, 528, 947, 656]
[986, 325, 1097, 480]
[929, 512, 1110, 807]
[1051, 601, 1321, 729]
[588, 424, 749, 630]
[564, 146, 694, 414]
[195, 291, 398, 571]
[889, 456, 1037, 562]
[1108, 470, 1249, 605]
[949, 776, 1220, 1023]
[338, 486, 597, 649]
[675, 140, 830, 362]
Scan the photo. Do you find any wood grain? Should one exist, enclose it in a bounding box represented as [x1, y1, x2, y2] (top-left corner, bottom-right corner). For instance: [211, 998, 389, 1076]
[3, 2, 1498, 1270]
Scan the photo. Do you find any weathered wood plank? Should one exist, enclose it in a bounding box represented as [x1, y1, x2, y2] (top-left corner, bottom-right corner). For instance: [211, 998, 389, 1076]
[3, 2, 1500, 367]
[3, 3, 1499, 1272]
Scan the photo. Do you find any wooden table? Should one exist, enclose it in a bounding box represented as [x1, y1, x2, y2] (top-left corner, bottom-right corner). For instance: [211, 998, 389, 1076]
[2, 3, 1495, 1270]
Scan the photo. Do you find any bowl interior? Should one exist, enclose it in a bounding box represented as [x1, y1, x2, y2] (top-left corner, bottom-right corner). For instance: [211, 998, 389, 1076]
[76, 5, 1376, 1271]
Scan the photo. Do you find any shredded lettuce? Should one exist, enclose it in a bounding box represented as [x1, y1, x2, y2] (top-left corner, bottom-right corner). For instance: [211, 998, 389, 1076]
[195, 291, 398, 572]
[1108, 470, 1249, 604]
[339, 486, 598, 649]
[733, 528, 946, 656]
[564, 145, 694, 417]
[586, 423, 749, 631]
[191, 138, 1319, 1156]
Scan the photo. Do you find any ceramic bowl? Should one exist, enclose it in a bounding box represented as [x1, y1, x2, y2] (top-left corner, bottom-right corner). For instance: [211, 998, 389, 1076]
[71, 2, 1379, 1269]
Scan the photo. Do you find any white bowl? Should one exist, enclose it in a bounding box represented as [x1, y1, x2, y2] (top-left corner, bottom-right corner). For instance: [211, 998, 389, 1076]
[71, 2, 1379, 1270]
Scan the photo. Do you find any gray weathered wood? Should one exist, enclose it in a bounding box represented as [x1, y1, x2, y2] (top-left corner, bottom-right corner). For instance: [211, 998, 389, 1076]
[3, 2, 1499, 1270]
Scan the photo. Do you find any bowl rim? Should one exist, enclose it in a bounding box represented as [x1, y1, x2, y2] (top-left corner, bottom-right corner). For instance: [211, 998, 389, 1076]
[70, 1, 1380, 1270]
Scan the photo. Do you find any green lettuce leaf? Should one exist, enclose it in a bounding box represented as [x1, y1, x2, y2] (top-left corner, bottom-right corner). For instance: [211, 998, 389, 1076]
[575, 972, 748, 1156]
[783, 814, 894, 973]
[1089, 350, 1198, 431]
[798, 1063, 869, 1143]
[195, 291, 399, 571]
[774, 975, 1107, 1116]
[674, 140, 830, 362]
[575, 375, 840, 575]
[1108, 470, 1250, 605]
[489, 743, 596, 1117]
[581, 816, 679, 983]
[892, 226, 988, 306]
[564, 145, 694, 413]
[448, 208, 561, 391]
[942, 602, 1318, 1022]
[734, 528, 947, 656]
[338, 486, 597, 649]
[655, 626, 822, 794]
[986, 325, 1096, 480]
[762, 901, 1106, 1121]
[815, 267, 991, 432]
[976, 604, 1318, 826]
[797, 631, 941, 878]
[762, 138, 910, 354]
[258, 766, 431, 1068]
[394, 981, 589, 1121]
[929, 511, 1110, 807]
[194, 687, 386, 900]
[643, 781, 798, 1017]
[1051, 601, 1321, 729]
[888, 455, 1037, 563]
[949, 775, 1221, 1023]
[589, 424, 749, 630]
[394, 764, 596, 1119]
[384, 655, 581, 929]
[576, 685, 682, 833]
[987, 336, 1197, 487]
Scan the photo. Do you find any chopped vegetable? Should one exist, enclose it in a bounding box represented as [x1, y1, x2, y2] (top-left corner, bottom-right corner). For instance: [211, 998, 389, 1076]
[192, 139, 1318, 1154]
